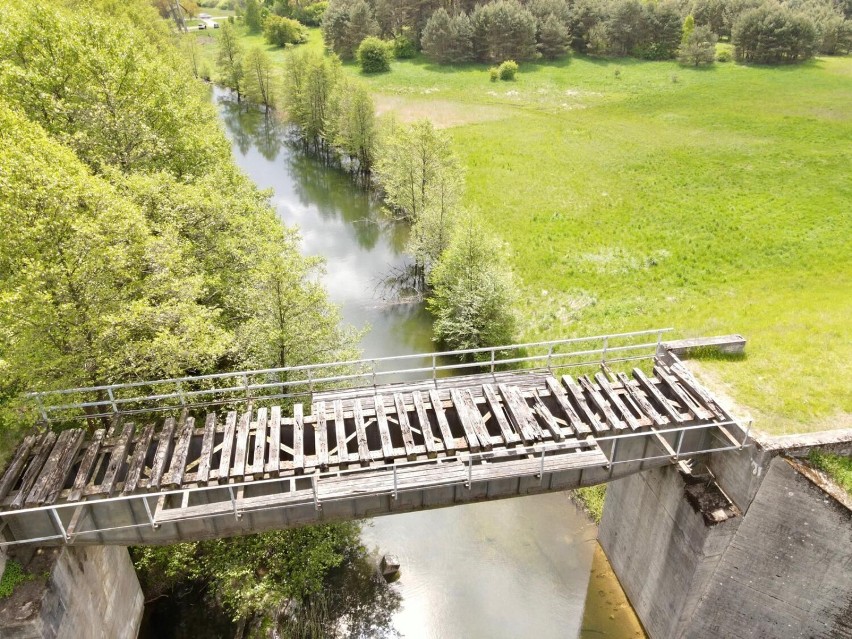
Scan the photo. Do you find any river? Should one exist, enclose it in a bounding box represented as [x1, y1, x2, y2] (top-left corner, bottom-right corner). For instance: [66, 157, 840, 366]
[201, 88, 643, 639]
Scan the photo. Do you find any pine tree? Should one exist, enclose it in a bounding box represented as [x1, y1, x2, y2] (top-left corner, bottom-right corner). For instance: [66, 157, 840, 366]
[538, 13, 571, 59]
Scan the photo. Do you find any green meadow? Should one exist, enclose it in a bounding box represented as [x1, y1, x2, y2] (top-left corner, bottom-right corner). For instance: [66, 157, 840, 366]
[194, 28, 852, 435]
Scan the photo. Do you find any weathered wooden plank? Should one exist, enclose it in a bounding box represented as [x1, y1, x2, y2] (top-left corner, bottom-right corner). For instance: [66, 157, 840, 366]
[249, 407, 268, 477]
[0, 435, 37, 501]
[100, 421, 135, 497]
[197, 413, 217, 485]
[482, 384, 520, 446]
[617, 372, 667, 427]
[633, 368, 684, 423]
[653, 365, 712, 420]
[333, 400, 349, 464]
[353, 399, 371, 465]
[578, 376, 624, 430]
[293, 403, 305, 472]
[232, 410, 252, 477]
[650, 427, 677, 458]
[27, 429, 80, 506]
[561, 375, 607, 433]
[668, 362, 726, 419]
[462, 389, 493, 450]
[449, 389, 481, 452]
[165, 414, 195, 488]
[428, 389, 456, 455]
[531, 391, 564, 441]
[266, 406, 281, 476]
[594, 373, 641, 431]
[150, 417, 177, 490]
[497, 384, 540, 443]
[217, 411, 238, 481]
[393, 393, 418, 461]
[12, 432, 58, 508]
[68, 429, 105, 502]
[545, 377, 590, 435]
[105, 413, 122, 440]
[411, 391, 437, 458]
[314, 402, 329, 469]
[123, 424, 155, 494]
[374, 395, 395, 461]
[43, 429, 86, 505]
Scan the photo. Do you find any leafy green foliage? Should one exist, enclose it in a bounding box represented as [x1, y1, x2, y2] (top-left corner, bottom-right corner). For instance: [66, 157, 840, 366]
[807, 451, 852, 495]
[538, 13, 572, 59]
[335, 82, 378, 173]
[422, 8, 475, 64]
[264, 15, 309, 47]
[0, 561, 33, 598]
[678, 25, 718, 65]
[244, 47, 276, 109]
[245, 0, 263, 32]
[428, 215, 517, 352]
[393, 31, 417, 59]
[322, 0, 379, 59]
[574, 486, 606, 523]
[283, 48, 342, 151]
[498, 59, 519, 80]
[472, 0, 538, 62]
[217, 21, 245, 98]
[357, 36, 392, 73]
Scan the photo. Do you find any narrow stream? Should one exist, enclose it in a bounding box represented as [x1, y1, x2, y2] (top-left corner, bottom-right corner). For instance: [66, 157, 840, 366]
[210, 88, 643, 639]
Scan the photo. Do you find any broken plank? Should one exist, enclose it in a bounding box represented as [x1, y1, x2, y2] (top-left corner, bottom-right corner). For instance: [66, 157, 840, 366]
[333, 400, 349, 464]
[123, 424, 155, 494]
[498, 384, 541, 443]
[166, 414, 196, 488]
[654, 365, 712, 420]
[650, 427, 678, 459]
[11, 431, 57, 509]
[232, 410, 252, 478]
[412, 391, 437, 458]
[0, 435, 37, 501]
[314, 402, 329, 469]
[217, 411, 238, 481]
[668, 363, 726, 419]
[68, 429, 105, 502]
[100, 422, 136, 497]
[449, 389, 483, 453]
[482, 384, 520, 446]
[545, 377, 590, 435]
[579, 376, 624, 430]
[197, 413, 217, 485]
[27, 429, 80, 506]
[353, 399, 371, 466]
[462, 389, 493, 450]
[617, 372, 667, 427]
[150, 417, 177, 490]
[43, 429, 86, 505]
[633, 368, 684, 423]
[428, 389, 456, 455]
[595, 373, 641, 430]
[373, 395, 395, 461]
[249, 407, 268, 477]
[293, 403, 305, 473]
[393, 394, 417, 461]
[531, 391, 564, 441]
[266, 407, 281, 476]
[561, 375, 606, 433]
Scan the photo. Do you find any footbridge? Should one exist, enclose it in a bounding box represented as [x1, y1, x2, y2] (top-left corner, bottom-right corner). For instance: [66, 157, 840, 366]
[0, 329, 752, 546]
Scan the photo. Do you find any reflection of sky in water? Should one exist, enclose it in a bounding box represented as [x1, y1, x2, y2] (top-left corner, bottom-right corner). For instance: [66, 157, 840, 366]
[213, 88, 614, 639]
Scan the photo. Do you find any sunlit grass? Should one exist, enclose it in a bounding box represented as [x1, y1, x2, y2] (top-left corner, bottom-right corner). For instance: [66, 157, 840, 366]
[192, 26, 852, 435]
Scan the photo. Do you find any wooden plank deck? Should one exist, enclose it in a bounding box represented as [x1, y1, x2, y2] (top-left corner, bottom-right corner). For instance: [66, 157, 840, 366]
[0, 356, 740, 519]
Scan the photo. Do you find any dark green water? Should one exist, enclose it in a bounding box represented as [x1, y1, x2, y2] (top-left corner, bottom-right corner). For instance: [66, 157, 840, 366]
[165, 87, 642, 639]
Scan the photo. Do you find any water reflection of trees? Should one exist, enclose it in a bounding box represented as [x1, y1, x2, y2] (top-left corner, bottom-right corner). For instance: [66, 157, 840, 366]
[217, 93, 285, 161]
[278, 545, 402, 639]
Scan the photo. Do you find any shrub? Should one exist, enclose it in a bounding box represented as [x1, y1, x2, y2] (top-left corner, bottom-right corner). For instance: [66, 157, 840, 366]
[471, 0, 538, 62]
[422, 9, 474, 64]
[357, 36, 391, 73]
[716, 48, 732, 62]
[733, 4, 817, 63]
[678, 25, 718, 65]
[264, 15, 308, 47]
[393, 33, 416, 59]
[489, 66, 499, 81]
[498, 59, 518, 80]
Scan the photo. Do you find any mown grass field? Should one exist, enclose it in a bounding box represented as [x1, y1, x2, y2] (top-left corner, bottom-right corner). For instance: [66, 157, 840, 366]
[193, 27, 851, 435]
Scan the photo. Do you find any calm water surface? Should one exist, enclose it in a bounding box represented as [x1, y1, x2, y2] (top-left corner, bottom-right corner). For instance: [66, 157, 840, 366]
[213, 87, 643, 639]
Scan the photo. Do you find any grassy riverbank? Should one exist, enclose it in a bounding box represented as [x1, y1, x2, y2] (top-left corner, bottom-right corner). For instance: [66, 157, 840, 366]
[192, 26, 851, 436]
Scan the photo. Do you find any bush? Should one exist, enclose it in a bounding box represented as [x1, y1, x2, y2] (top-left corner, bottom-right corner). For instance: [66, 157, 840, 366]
[733, 4, 817, 63]
[264, 15, 308, 47]
[678, 25, 718, 65]
[498, 59, 518, 80]
[716, 48, 732, 62]
[357, 36, 391, 73]
[471, 0, 538, 62]
[393, 33, 416, 58]
[489, 66, 499, 81]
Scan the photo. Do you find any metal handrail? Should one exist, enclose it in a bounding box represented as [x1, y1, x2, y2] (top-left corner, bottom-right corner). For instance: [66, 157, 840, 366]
[26, 328, 673, 423]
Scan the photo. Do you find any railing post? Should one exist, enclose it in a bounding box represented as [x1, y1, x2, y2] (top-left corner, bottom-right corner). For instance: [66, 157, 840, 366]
[601, 337, 608, 363]
[546, 345, 553, 372]
[50, 508, 68, 543]
[490, 349, 496, 376]
[392, 463, 398, 500]
[466, 455, 472, 489]
[741, 420, 752, 449]
[242, 374, 250, 401]
[143, 497, 159, 530]
[608, 438, 618, 469]
[372, 360, 377, 388]
[539, 447, 546, 484]
[675, 428, 685, 460]
[228, 486, 241, 520]
[312, 475, 321, 510]
[106, 387, 119, 415]
[432, 354, 437, 383]
[34, 394, 49, 426]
